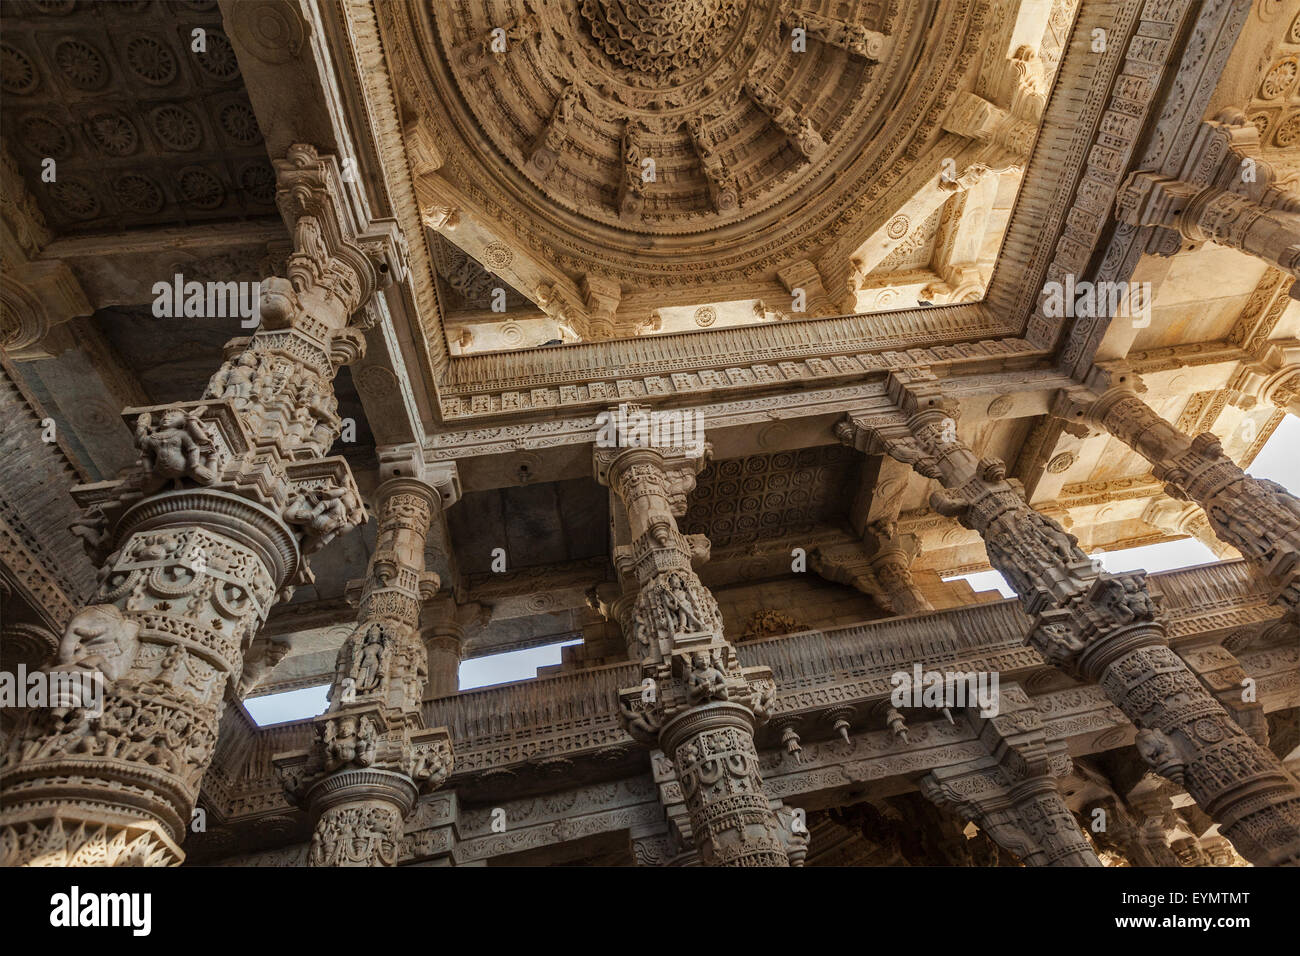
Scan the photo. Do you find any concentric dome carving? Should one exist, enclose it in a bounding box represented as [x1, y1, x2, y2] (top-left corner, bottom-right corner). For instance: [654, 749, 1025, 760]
[578, 0, 743, 79]
[397, 0, 989, 293]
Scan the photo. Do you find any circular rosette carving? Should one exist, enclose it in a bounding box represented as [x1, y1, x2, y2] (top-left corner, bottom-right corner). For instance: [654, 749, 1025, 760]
[212, 580, 256, 619]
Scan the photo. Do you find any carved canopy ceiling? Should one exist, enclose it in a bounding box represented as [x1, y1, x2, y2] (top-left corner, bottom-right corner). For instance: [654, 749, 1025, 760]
[391, 0, 1004, 342]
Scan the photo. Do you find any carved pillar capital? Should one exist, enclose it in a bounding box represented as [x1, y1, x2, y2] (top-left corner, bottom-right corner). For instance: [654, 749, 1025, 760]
[920, 688, 1101, 866]
[1115, 114, 1300, 285]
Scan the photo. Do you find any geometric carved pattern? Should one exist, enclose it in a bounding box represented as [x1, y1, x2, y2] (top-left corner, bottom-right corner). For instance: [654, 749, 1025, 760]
[0, 0, 273, 234]
[682, 444, 858, 548]
[395, 0, 992, 291]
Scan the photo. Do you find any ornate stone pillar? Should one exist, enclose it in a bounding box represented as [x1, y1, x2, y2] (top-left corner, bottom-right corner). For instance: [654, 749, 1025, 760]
[277, 468, 456, 867]
[0, 144, 400, 867]
[597, 440, 789, 867]
[839, 370, 1300, 866]
[864, 520, 934, 615]
[421, 609, 464, 700]
[1117, 111, 1300, 286]
[1071, 384, 1300, 614]
[920, 688, 1101, 866]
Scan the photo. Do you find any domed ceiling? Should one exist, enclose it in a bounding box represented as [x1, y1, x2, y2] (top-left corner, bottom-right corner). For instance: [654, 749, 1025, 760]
[386, 0, 1010, 345]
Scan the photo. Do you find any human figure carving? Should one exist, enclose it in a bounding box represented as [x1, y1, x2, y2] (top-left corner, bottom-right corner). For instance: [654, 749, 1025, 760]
[662, 572, 706, 633]
[686, 650, 728, 705]
[134, 407, 220, 486]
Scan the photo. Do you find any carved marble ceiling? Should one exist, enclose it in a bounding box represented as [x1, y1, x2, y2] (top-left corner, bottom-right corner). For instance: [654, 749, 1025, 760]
[0, 0, 277, 234]
[682, 444, 860, 549]
[389, 0, 1051, 351]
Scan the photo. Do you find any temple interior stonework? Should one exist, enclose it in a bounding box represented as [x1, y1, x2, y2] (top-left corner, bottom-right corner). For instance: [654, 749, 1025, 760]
[1, 0, 1299, 870]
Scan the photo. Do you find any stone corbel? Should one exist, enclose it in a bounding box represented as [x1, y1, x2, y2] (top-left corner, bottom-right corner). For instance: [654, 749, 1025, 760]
[780, 6, 888, 61]
[1141, 498, 1240, 560]
[273, 144, 403, 329]
[581, 274, 622, 341]
[808, 542, 881, 600]
[942, 93, 1036, 162]
[376, 444, 461, 509]
[1227, 341, 1300, 417]
[744, 74, 826, 161]
[776, 259, 838, 317]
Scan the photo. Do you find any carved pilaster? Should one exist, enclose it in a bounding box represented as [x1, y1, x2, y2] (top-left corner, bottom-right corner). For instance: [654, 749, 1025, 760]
[0, 144, 401, 867]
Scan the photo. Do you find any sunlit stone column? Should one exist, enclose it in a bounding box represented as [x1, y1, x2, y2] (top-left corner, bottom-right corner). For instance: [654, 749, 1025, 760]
[1069, 384, 1300, 614]
[839, 370, 1300, 866]
[596, 430, 789, 867]
[421, 602, 465, 701]
[277, 466, 457, 867]
[0, 145, 400, 867]
[1117, 112, 1300, 287]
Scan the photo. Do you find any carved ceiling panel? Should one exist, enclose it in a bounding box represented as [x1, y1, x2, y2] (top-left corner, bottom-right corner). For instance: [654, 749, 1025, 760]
[431, 231, 533, 312]
[0, 0, 275, 234]
[1247, 7, 1300, 178]
[682, 443, 859, 548]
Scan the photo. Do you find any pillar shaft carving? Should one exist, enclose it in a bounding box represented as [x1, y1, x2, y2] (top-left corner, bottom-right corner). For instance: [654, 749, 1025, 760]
[281, 476, 454, 867]
[0, 144, 400, 867]
[597, 443, 788, 866]
[838, 371, 1300, 866]
[1085, 386, 1300, 613]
